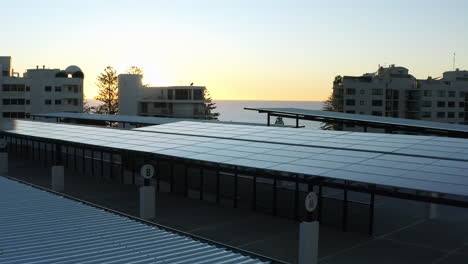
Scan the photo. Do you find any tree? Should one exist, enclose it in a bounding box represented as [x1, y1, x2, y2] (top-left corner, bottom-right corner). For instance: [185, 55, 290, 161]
[204, 89, 220, 120]
[321, 75, 344, 130]
[126, 66, 149, 87]
[95, 66, 119, 115]
[126, 66, 144, 75]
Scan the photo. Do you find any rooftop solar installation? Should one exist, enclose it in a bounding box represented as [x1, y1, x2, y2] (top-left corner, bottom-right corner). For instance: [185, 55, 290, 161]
[244, 107, 468, 135]
[2, 120, 468, 198]
[0, 177, 268, 264]
[31, 112, 265, 127]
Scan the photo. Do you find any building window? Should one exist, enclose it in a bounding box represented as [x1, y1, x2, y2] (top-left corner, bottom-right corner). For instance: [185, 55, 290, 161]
[359, 100, 365, 106]
[436, 112, 445, 118]
[448, 101, 455, 108]
[55, 100, 61, 105]
[346, 88, 356, 95]
[2, 99, 10, 105]
[460, 91, 465, 98]
[2, 84, 10, 91]
[45, 86, 52, 92]
[422, 101, 432, 107]
[371, 111, 383, 116]
[423, 90, 432, 97]
[459, 102, 465, 108]
[448, 112, 455, 118]
[421, 112, 431, 118]
[26, 100, 30, 105]
[194, 90, 204, 100]
[175, 89, 190, 100]
[360, 89, 365, 95]
[372, 88, 383, 96]
[26, 86, 30, 92]
[372, 100, 383, 106]
[345, 99, 355, 106]
[437, 90, 445, 97]
[55, 86, 62, 92]
[437, 101, 445, 107]
[448, 91, 456, 97]
[45, 99, 52, 105]
[459, 112, 465, 118]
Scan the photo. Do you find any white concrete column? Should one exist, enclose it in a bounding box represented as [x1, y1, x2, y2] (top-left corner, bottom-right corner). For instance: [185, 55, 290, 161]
[140, 186, 155, 220]
[427, 193, 439, 219]
[298, 221, 319, 264]
[51, 165, 64, 192]
[0, 152, 8, 176]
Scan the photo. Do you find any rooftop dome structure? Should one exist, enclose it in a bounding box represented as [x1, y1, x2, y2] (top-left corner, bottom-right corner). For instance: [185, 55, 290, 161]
[55, 71, 68, 78]
[65, 65, 82, 74]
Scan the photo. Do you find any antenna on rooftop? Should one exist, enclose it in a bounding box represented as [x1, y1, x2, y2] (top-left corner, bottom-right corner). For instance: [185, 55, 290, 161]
[453, 52, 456, 70]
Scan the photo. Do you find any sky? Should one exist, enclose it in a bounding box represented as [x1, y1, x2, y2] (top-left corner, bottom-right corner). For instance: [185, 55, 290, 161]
[1, 0, 468, 101]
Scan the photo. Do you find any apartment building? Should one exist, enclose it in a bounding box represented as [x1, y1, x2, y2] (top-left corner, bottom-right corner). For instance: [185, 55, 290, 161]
[333, 65, 468, 126]
[118, 74, 210, 118]
[0, 56, 83, 120]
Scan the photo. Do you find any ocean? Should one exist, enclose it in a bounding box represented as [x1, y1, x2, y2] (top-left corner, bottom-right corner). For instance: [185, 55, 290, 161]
[214, 100, 324, 129]
[85, 99, 325, 129]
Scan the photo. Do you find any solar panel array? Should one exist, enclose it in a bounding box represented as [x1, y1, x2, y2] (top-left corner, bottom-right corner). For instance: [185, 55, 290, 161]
[3, 120, 468, 197]
[31, 112, 264, 127]
[245, 107, 468, 133]
[0, 177, 267, 264]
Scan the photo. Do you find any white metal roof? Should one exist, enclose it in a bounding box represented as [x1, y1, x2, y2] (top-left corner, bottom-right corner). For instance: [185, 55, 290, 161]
[2, 120, 468, 197]
[0, 177, 268, 264]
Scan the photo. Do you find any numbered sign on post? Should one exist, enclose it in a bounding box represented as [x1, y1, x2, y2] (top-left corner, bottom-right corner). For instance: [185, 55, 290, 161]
[305, 192, 318, 213]
[140, 164, 155, 180]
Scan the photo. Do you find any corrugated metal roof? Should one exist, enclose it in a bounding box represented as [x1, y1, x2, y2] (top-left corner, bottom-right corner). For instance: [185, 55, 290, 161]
[0, 177, 269, 264]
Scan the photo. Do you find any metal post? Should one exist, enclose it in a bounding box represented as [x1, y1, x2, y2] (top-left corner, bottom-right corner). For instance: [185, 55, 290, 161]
[170, 161, 174, 193]
[100, 151, 104, 180]
[156, 159, 160, 192]
[295, 174, 300, 220]
[199, 167, 204, 200]
[91, 150, 95, 179]
[296, 115, 299, 128]
[318, 185, 323, 223]
[216, 169, 220, 205]
[132, 155, 136, 185]
[267, 113, 271, 126]
[252, 174, 257, 211]
[233, 168, 238, 208]
[120, 153, 124, 184]
[369, 192, 375, 236]
[363, 124, 368, 132]
[184, 165, 189, 197]
[343, 186, 348, 232]
[74, 146, 77, 170]
[273, 175, 278, 216]
[82, 148, 85, 174]
[65, 145, 68, 168]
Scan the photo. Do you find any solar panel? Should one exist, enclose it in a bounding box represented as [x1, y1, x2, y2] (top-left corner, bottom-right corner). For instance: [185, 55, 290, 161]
[0, 177, 267, 264]
[135, 121, 468, 161]
[2, 120, 468, 197]
[244, 107, 468, 134]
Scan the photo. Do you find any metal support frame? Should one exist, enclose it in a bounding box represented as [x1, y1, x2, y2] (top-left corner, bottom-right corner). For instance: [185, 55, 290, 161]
[267, 112, 271, 126]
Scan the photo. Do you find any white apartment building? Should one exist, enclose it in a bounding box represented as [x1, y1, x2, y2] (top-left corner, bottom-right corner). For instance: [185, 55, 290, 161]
[333, 65, 468, 126]
[118, 74, 210, 118]
[0, 56, 83, 120]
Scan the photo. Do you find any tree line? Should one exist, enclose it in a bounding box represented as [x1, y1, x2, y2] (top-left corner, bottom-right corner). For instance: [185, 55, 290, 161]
[85, 66, 219, 120]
